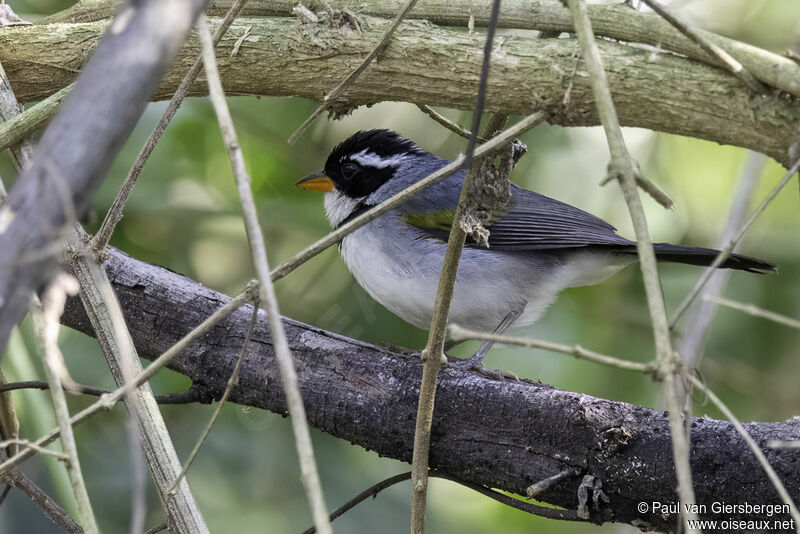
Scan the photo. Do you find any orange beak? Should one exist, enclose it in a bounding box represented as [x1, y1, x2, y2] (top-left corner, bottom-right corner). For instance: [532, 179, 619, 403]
[296, 171, 334, 193]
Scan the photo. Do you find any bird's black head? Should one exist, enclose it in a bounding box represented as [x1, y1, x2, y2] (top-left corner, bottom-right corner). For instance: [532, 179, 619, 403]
[297, 130, 425, 199]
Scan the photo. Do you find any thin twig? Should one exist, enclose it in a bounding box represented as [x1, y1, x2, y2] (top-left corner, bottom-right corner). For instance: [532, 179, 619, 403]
[32, 275, 99, 534]
[78, 243, 148, 534]
[705, 296, 800, 331]
[0, 380, 208, 406]
[287, 0, 419, 143]
[448, 326, 655, 374]
[639, 0, 766, 93]
[0, 450, 83, 533]
[563, 0, 698, 529]
[769, 441, 800, 449]
[526, 467, 582, 499]
[143, 522, 168, 534]
[0, 372, 19, 457]
[670, 156, 800, 327]
[0, 439, 69, 461]
[672, 151, 764, 437]
[197, 15, 331, 533]
[0, 284, 257, 476]
[416, 105, 485, 142]
[90, 0, 251, 255]
[303, 470, 579, 533]
[272, 111, 547, 284]
[596, 151, 674, 209]
[168, 302, 259, 493]
[68, 231, 209, 533]
[675, 151, 764, 380]
[688, 375, 800, 529]
[410, 2, 502, 531]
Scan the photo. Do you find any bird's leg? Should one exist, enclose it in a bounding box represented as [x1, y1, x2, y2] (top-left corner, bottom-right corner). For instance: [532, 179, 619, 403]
[448, 307, 525, 378]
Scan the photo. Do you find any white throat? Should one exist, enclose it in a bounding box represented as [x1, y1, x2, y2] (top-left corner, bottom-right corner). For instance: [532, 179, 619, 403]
[323, 189, 364, 228]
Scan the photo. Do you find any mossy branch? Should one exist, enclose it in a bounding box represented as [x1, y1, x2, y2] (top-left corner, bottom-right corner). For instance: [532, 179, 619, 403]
[2, 14, 799, 164]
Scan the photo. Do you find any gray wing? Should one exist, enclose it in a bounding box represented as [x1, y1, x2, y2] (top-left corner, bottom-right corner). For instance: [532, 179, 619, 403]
[480, 184, 634, 250]
[404, 180, 634, 250]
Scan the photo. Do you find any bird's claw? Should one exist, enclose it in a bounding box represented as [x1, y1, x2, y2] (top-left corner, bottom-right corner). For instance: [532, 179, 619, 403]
[446, 357, 519, 381]
[378, 343, 419, 357]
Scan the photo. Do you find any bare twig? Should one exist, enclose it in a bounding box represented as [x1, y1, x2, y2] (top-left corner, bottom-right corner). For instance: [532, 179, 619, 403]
[640, 0, 766, 93]
[688, 375, 800, 530]
[32, 274, 99, 534]
[448, 326, 655, 374]
[675, 151, 764, 380]
[197, 15, 331, 533]
[599, 165, 674, 209]
[74, 242, 148, 534]
[303, 470, 579, 533]
[91, 0, 250, 255]
[705, 296, 800, 331]
[416, 105, 484, 142]
[563, 0, 698, 529]
[0, 372, 19, 457]
[287, 0, 419, 143]
[0, 439, 69, 461]
[0, 450, 83, 533]
[0, 380, 109, 398]
[169, 302, 259, 493]
[409, 169, 471, 531]
[0, 284, 257, 476]
[67, 231, 209, 533]
[670, 156, 800, 327]
[0, 380, 213, 405]
[411, 2, 502, 531]
[143, 522, 168, 534]
[271, 111, 547, 284]
[671, 151, 765, 439]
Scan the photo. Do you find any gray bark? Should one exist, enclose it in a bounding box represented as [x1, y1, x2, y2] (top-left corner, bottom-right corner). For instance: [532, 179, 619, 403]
[61, 249, 800, 532]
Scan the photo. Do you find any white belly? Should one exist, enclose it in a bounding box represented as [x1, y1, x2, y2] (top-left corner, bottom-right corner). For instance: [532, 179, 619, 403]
[338, 221, 629, 332]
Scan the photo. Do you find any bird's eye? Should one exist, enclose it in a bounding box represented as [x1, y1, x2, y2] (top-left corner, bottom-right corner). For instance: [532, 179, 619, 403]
[341, 162, 359, 180]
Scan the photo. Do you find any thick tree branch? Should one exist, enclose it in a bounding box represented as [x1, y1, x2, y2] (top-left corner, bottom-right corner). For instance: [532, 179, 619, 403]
[59, 249, 800, 532]
[2, 15, 799, 164]
[39, 0, 800, 101]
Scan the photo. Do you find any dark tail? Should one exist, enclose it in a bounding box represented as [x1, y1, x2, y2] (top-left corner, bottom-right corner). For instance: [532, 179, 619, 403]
[650, 243, 776, 274]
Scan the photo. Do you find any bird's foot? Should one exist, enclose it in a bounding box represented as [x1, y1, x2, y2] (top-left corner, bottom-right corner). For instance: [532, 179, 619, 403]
[446, 355, 519, 381]
[378, 343, 419, 357]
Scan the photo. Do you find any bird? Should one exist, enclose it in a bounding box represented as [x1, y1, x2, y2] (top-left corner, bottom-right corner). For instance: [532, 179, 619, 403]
[296, 129, 776, 373]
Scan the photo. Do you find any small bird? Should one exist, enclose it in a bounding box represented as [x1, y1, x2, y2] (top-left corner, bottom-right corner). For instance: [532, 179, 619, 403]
[297, 129, 775, 372]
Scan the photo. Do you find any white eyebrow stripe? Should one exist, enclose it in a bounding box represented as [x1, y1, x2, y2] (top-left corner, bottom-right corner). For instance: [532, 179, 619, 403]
[348, 149, 408, 169]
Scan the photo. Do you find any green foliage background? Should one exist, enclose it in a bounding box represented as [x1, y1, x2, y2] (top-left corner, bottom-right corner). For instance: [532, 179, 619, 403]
[1, 1, 799, 532]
